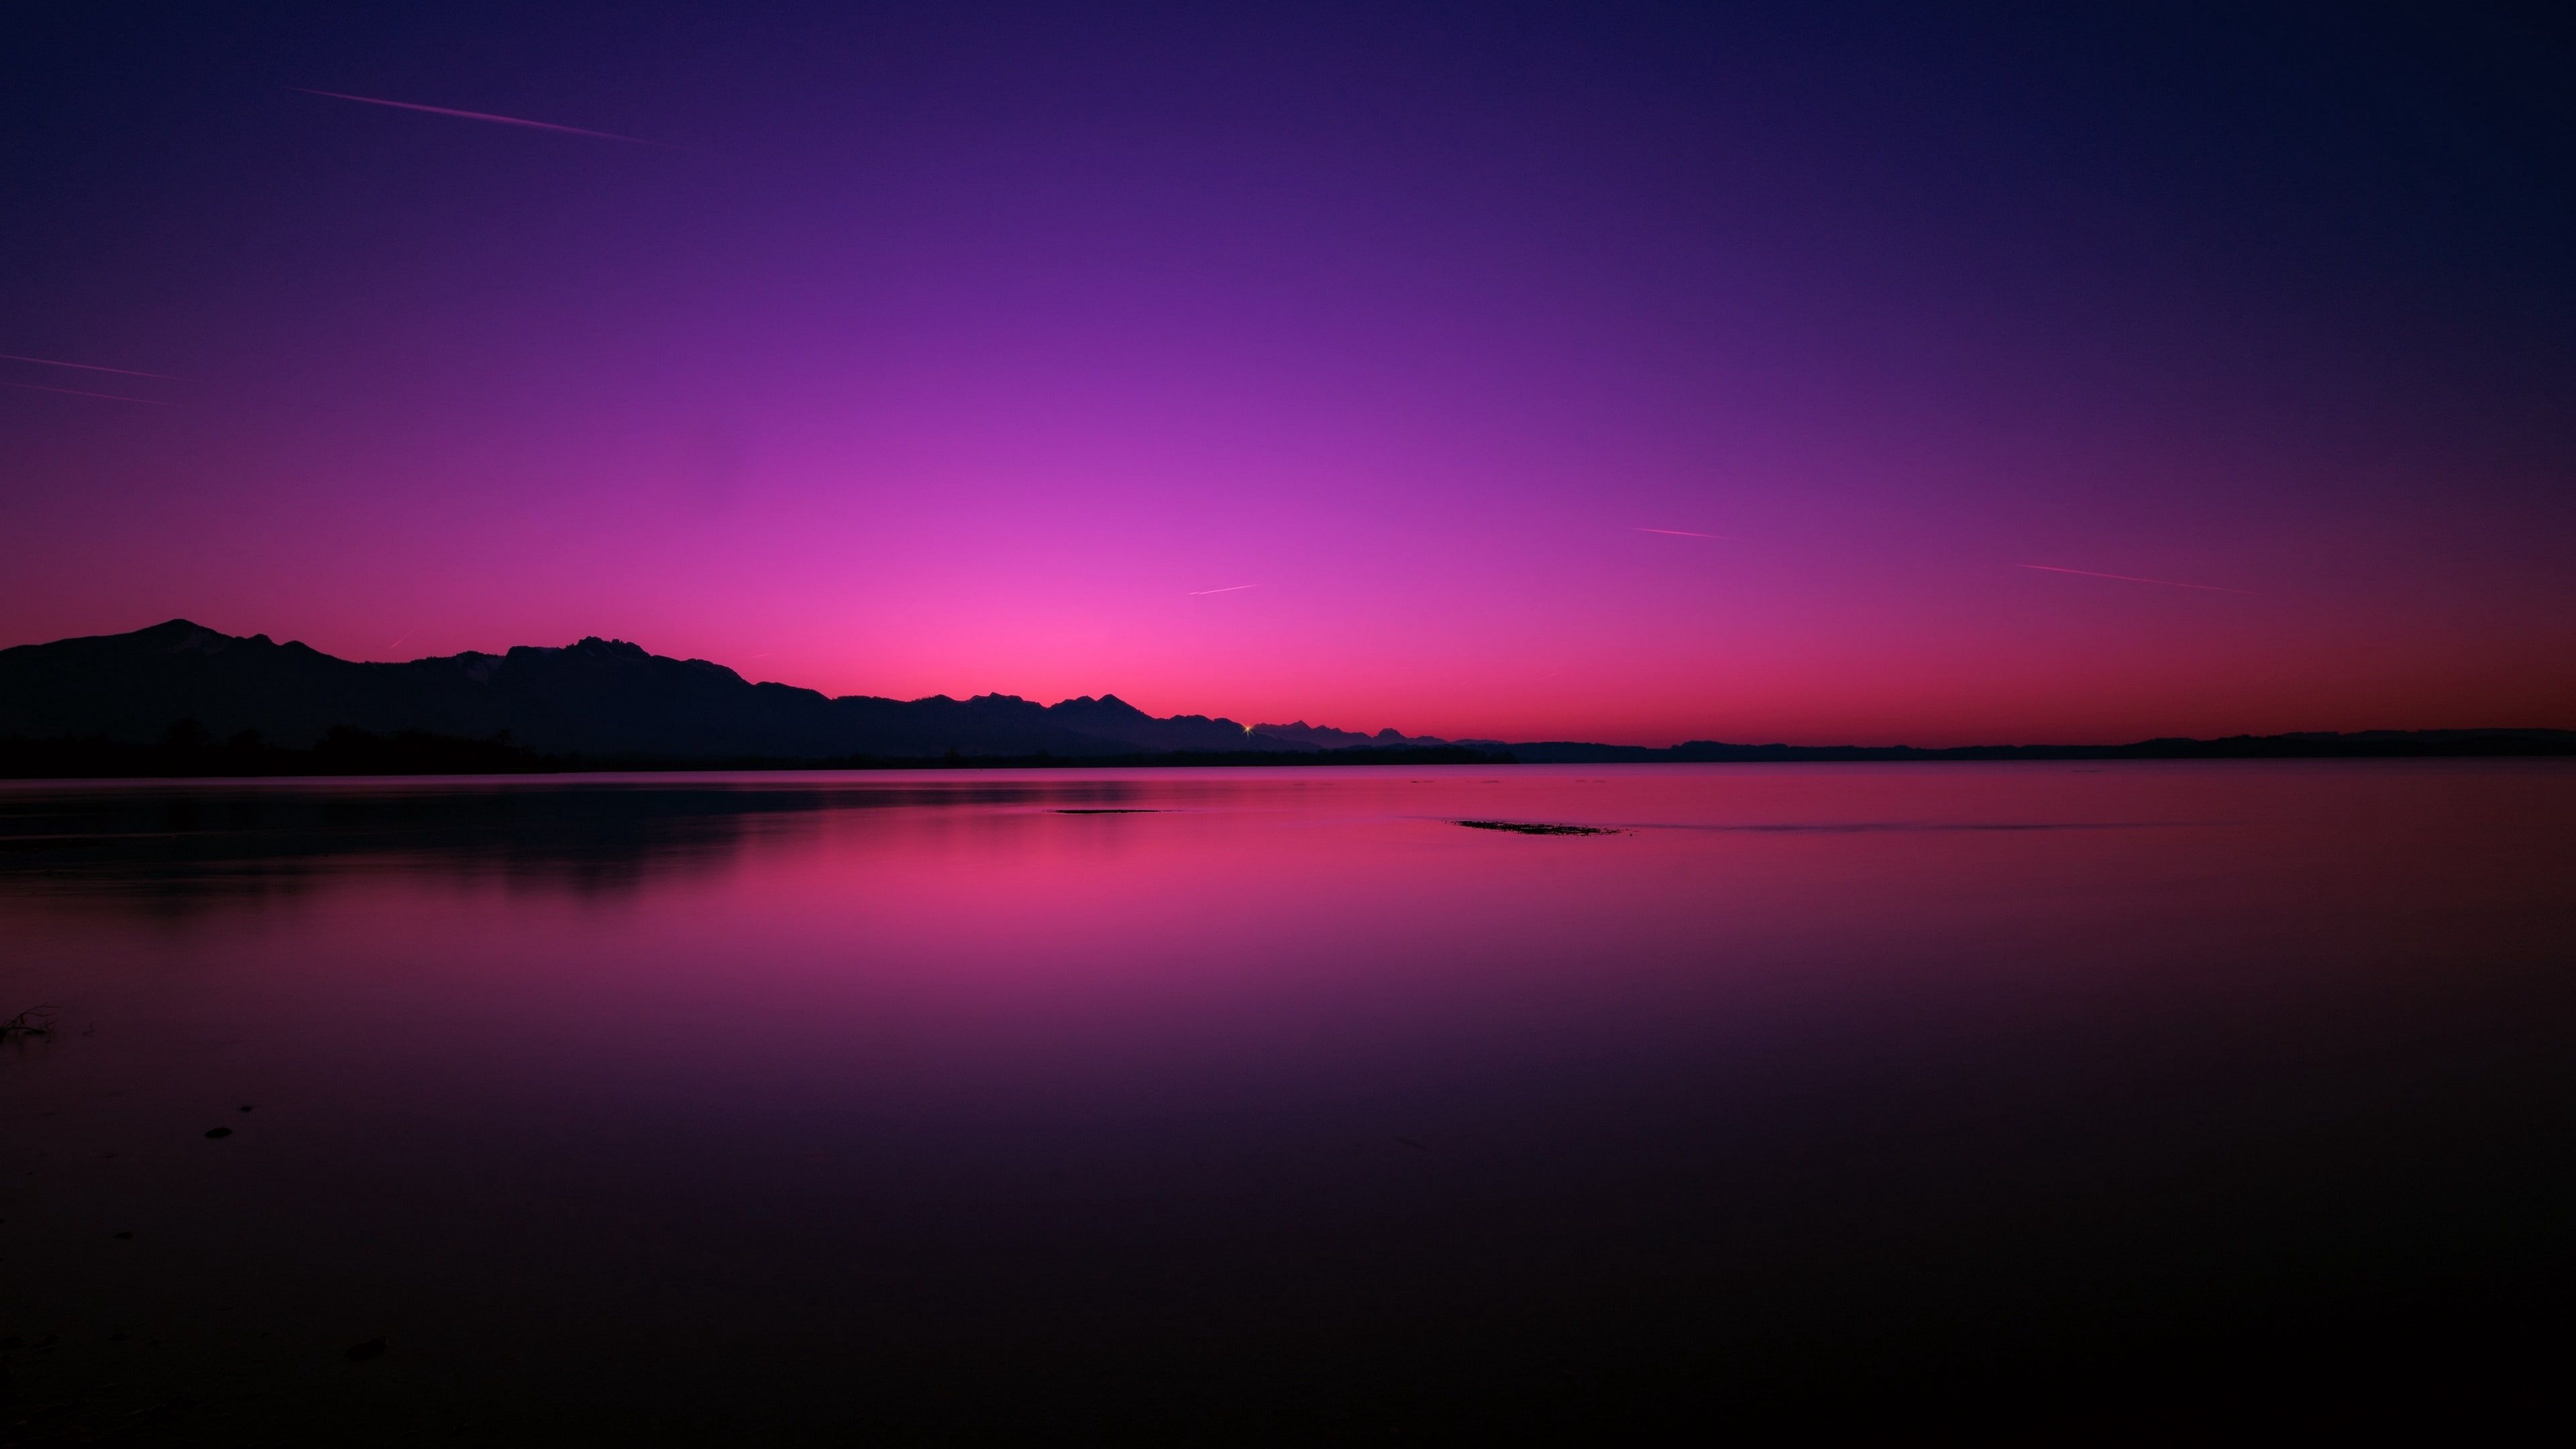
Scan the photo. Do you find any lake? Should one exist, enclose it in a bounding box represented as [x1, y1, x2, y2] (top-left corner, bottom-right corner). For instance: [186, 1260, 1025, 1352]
[5, 763, 2571, 1440]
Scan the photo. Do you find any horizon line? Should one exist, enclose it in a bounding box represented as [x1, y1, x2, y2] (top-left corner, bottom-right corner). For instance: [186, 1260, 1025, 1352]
[7, 616, 2565, 755]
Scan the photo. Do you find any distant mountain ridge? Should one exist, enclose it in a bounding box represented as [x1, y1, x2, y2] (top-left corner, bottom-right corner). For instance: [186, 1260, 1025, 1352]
[1, 620, 2568, 771]
[1501, 732, 2576, 762]
[0, 620, 1456, 761]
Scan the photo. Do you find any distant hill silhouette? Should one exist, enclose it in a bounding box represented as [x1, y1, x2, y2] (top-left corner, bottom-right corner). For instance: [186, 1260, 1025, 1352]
[1246, 719, 1497, 752]
[0, 620, 2567, 775]
[0, 620, 1456, 765]
[1506, 733, 2576, 762]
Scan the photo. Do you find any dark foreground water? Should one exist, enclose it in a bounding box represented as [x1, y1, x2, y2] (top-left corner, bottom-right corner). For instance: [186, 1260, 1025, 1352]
[3, 763, 2571, 1441]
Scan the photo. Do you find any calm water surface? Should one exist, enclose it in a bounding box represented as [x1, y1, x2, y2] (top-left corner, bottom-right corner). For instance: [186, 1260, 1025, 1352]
[5, 764, 2572, 1439]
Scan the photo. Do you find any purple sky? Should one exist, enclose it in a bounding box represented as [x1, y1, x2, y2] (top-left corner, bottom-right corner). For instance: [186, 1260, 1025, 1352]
[4, 2, 2571, 743]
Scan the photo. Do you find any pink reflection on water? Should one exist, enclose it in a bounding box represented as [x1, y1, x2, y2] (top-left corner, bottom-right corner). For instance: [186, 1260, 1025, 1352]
[8, 763, 2567, 1142]
[3, 764, 2573, 1434]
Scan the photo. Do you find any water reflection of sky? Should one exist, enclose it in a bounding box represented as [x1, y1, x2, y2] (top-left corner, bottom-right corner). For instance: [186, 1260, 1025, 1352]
[4, 764, 2574, 1436]
[0, 774, 1186, 908]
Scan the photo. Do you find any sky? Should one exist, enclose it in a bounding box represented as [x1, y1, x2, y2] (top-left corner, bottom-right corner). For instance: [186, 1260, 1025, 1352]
[3, 1, 2572, 745]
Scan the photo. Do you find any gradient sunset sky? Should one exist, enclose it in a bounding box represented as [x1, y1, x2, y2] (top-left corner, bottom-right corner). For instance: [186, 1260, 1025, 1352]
[5, 2, 2571, 745]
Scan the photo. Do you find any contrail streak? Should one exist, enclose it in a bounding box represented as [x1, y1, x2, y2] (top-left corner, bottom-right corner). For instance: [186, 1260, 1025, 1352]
[0, 353, 174, 379]
[292, 89, 685, 148]
[0, 379, 175, 406]
[2019, 564, 2255, 596]
[1189, 584, 1260, 595]
[1633, 527, 1729, 539]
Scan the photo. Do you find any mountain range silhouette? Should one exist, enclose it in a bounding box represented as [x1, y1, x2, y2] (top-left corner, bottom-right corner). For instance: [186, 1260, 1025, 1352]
[1, 620, 2568, 771]
[0, 620, 1477, 761]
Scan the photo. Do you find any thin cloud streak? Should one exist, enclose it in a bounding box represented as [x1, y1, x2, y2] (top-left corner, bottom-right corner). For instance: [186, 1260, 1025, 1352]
[0, 353, 175, 379]
[1633, 527, 1729, 539]
[292, 89, 688, 149]
[0, 379, 175, 406]
[2019, 564, 2255, 596]
[1188, 584, 1260, 595]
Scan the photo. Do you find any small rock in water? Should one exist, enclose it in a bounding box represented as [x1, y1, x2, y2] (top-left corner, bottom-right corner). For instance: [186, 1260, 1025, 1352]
[345, 1336, 388, 1363]
[1454, 819, 1621, 836]
[203, 1127, 232, 1139]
